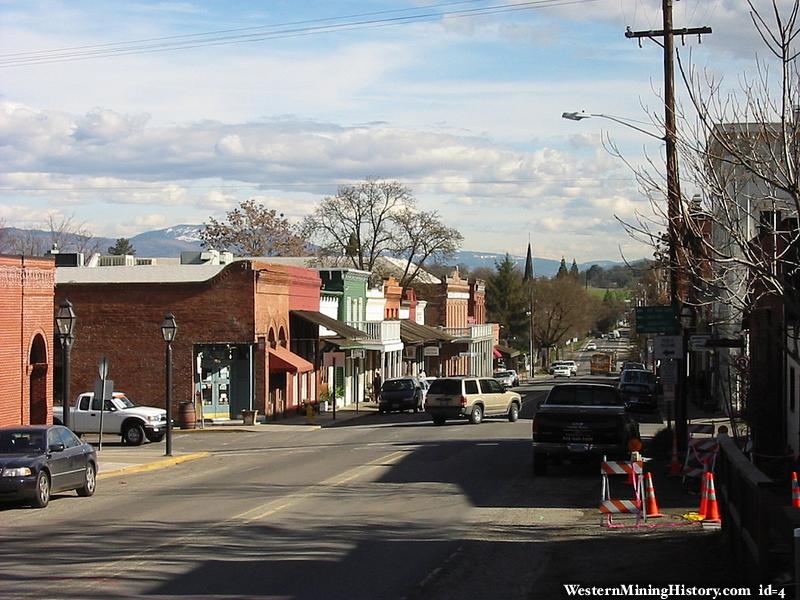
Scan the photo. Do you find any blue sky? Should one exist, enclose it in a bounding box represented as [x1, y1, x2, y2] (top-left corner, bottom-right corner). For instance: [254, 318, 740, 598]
[0, 0, 769, 261]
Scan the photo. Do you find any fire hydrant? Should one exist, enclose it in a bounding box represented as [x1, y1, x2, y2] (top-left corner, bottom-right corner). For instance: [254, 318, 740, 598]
[305, 402, 315, 425]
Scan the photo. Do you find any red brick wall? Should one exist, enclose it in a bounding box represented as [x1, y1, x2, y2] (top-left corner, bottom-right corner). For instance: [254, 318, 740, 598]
[56, 261, 256, 415]
[0, 255, 55, 427]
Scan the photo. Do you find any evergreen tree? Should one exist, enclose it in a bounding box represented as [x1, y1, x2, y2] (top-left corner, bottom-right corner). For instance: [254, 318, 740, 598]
[485, 254, 529, 348]
[108, 237, 135, 255]
[523, 242, 534, 282]
[569, 259, 579, 279]
[556, 257, 569, 279]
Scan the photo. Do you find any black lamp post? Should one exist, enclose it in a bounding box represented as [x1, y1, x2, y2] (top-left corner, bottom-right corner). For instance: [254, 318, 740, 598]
[56, 300, 76, 430]
[161, 313, 177, 457]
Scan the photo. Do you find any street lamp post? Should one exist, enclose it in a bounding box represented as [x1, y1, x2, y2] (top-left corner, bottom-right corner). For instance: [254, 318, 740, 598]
[55, 300, 76, 430]
[161, 314, 177, 457]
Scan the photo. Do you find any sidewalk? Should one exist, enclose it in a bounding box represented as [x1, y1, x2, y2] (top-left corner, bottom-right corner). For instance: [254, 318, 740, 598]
[88, 402, 380, 478]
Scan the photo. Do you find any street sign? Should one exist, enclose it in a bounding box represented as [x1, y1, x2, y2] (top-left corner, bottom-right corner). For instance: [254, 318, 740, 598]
[634, 306, 679, 334]
[93, 378, 114, 401]
[689, 334, 711, 352]
[653, 335, 682, 359]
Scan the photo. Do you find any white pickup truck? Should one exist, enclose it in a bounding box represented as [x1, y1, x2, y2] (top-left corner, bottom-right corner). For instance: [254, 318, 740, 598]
[53, 392, 168, 446]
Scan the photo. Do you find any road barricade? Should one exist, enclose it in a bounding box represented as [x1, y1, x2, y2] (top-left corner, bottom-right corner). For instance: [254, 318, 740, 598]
[600, 456, 644, 528]
[682, 424, 718, 482]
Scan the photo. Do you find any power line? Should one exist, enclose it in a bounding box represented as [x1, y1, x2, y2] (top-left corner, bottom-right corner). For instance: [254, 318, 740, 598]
[0, 0, 601, 68]
[0, 175, 639, 193]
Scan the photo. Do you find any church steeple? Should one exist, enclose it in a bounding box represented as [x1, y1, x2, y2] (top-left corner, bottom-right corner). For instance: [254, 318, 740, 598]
[523, 241, 534, 282]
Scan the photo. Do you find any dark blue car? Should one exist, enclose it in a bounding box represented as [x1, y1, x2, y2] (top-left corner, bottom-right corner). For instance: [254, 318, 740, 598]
[0, 425, 97, 508]
[378, 377, 424, 414]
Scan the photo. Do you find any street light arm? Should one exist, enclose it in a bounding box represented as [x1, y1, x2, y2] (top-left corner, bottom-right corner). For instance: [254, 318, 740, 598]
[561, 111, 665, 141]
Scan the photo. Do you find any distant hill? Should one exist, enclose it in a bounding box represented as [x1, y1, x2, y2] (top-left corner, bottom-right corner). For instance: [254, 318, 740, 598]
[0, 223, 625, 274]
[450, 250, 622, 278]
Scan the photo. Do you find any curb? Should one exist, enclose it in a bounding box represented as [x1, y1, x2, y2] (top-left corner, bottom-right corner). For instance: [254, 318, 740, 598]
[175, 424, 322, 433]
[98, 451, 210, 479]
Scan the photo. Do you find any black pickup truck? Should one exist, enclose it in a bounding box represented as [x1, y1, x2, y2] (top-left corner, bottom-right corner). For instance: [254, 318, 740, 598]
[531, 383, 640, 475]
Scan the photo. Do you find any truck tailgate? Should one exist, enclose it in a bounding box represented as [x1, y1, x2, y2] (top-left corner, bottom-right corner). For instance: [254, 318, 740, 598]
[535, 407, 626, 445]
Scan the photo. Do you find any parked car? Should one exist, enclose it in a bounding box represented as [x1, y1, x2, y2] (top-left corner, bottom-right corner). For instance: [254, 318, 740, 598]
[561, 360, 578, 375]
[493, 370, 518, 388]
[378, 377, 425, 414]
[617, 369, 658, 411]
[531, 383, 640, 475]
[0, 425, 97, 508]
[586, 342, 597, 351]
[621, 361, 646, 372]
[53, 391, 168, 446]
[425, 376, 522, 426]
[552, 364, 572, 378]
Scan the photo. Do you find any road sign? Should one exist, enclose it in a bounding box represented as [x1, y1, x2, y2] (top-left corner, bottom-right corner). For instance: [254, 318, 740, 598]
[634, 306, 679, 334]
[689, 334, 711, 352]
[653, 335, 682, 359]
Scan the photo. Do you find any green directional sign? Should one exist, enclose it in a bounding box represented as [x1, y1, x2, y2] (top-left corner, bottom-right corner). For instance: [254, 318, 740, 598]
[634, 306, 679, 335]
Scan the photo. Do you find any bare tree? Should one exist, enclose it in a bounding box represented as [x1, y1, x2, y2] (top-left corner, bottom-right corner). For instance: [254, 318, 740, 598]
[0, 214, 100, 256]
[534, 277, 593, 365]
[301, 179, 413, 272]
[391, 207, 463, 292]
[201, 199, 305, 256]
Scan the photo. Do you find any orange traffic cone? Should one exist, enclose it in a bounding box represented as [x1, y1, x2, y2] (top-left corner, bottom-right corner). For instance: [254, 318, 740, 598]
[792, 472, 800, 508]
[697, 472, 709, 518]
[643, 472, 664, 518]
[668, 429, 682, 477]
[703, 473, 721, 523]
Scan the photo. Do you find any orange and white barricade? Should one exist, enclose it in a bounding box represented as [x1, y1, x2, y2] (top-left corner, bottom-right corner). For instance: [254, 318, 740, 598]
[600, 456, 644, 528]
[682, 424, 718, 483]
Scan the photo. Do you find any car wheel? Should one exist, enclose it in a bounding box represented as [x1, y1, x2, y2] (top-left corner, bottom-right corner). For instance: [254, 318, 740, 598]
[433, 415, 446, 426]
[378, 408, 385, 415]
[123, 422, 146, 446]
[507, 403, 519, 422]
[469, 405, 483, 425]
[532, 452, 547, 476]
[32, 470, 50, 508]
[77, 462, 96, 497]
[146, 433, 165, 443]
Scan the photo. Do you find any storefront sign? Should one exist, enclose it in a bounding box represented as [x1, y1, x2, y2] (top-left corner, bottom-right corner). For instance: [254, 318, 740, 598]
[423, 346, 440, 356]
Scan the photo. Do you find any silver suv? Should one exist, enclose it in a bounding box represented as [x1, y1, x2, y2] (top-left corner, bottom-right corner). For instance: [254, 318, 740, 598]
[425, 376, 522, 426]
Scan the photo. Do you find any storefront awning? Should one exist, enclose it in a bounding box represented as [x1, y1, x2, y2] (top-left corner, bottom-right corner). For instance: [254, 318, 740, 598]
[400, 320, 454, 345]
[291, 310, 369, 341]
[268, 345, 314, 373]
[495, 344, 521, 358]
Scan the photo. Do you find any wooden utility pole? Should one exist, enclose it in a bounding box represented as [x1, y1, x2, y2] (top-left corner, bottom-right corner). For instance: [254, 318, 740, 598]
[626, 0, 711, 448]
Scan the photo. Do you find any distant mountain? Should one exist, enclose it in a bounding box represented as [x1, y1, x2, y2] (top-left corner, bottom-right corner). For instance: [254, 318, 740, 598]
[130, 224, 203, 256]
[450, 251, 621, 278]
[1, 223, 624, 274]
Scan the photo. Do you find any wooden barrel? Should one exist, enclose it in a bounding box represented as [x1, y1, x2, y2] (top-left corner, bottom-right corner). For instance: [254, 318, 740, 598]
[179, 401, 196, 429]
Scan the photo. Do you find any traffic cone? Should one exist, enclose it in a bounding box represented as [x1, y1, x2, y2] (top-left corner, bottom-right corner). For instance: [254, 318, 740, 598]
[643, 473, 664, 518]
[792, 472, 800, 508]
[668, 429, 682, 477]
[697, 472, 709, 518]
[703, 473, 721, 523]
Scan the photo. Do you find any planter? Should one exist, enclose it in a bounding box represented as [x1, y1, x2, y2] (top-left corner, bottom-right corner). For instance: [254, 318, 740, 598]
[241, 409, 258, 425]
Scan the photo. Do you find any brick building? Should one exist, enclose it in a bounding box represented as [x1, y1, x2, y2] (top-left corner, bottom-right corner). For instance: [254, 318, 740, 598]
[55, 259, 322, 421]
[0, 255, 55, 427]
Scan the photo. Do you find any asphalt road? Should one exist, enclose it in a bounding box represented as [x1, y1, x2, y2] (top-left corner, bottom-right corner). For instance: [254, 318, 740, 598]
[0, 378, 734, 599]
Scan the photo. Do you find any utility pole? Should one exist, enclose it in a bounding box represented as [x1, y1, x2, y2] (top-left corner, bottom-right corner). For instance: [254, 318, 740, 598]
[626, 0, 711, 449]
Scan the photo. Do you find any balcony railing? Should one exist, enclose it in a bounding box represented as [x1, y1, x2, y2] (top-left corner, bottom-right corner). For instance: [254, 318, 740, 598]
[347, 320, 401, 344]
[442, 324, 493, 341]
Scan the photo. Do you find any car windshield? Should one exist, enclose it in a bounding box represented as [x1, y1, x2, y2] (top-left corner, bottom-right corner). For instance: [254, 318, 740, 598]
[428, 379, 462, 395]
[545, 387, 623, 407]
[112, 396, 136, 409]
[382, 379, 414, 391]
[0, 430, 45, 453]
[621, 371, 655, 385]
[495, 371, 512, 377]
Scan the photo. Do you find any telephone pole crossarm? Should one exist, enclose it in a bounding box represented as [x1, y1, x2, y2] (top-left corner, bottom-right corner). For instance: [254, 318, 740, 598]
[625, 26, 712, 39]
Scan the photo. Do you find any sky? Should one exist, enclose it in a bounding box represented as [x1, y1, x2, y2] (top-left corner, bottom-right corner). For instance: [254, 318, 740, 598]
[0, 0, 779, 262]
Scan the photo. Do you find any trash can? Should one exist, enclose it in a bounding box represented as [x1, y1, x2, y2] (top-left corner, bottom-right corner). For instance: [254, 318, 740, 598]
[242, 409, 258, 425]
[179, 401, 196, 429]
